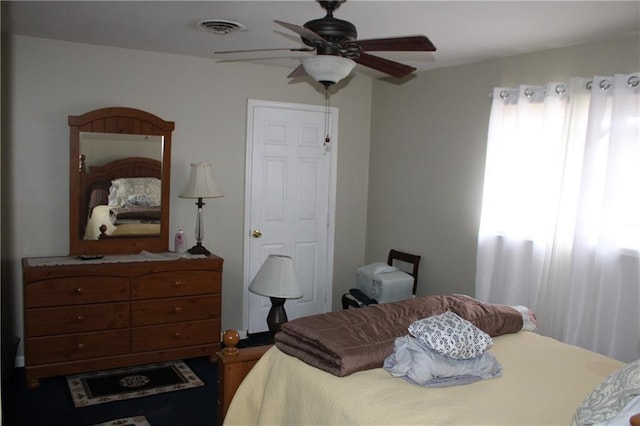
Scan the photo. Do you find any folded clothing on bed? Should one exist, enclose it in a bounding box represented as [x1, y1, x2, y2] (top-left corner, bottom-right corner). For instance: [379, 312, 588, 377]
[384, 311, 503, 387]
[383, 334, 503, 387]
[275, 294, 524, 377]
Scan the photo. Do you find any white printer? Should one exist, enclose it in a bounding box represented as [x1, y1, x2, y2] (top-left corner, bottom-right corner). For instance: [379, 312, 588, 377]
[356, 262, 415, 304]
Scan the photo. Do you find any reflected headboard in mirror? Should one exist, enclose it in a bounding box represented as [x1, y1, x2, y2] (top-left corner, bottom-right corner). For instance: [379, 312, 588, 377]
[69, 107, 174, 255]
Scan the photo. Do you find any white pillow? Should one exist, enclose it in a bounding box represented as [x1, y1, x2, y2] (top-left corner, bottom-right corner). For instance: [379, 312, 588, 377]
[408, 311, 493, 360]
[107, 185, 119, 206]
[511, 305, 538, 331]
[109, 177, 161, 207]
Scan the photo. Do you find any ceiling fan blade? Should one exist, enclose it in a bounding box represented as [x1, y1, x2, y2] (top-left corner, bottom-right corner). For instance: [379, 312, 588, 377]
[356, 35, 436, 52]
[354, 52, 417, 78]
[287, 64, 308, 79]
[274, 20, 328, 45]
[215, 47, 315, 54]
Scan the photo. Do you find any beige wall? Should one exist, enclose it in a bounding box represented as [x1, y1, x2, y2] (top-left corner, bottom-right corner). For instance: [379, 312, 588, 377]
[367, 33, 640, 297]
[1, 35, 372, 361]
[3, 31, 638, 365]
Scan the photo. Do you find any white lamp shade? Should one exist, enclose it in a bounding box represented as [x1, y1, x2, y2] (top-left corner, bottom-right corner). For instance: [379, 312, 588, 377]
[249, 254, 303, 299]
[179, 162, 223, 199]
[302, 55, 356, 85]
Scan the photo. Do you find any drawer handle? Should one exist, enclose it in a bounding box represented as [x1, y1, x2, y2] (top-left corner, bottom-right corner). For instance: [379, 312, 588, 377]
[174, 306, 183, 314]
[173, 280, 184, 288]
[174, 332, 181, 339]
[76, 315, 85, 322]
[74, 287, 84, 295]
[77, 343, 85, 350]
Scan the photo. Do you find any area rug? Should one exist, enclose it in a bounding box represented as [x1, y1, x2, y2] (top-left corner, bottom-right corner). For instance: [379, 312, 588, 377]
[67, 360, 204, 407]
[93, 415, 150, 426]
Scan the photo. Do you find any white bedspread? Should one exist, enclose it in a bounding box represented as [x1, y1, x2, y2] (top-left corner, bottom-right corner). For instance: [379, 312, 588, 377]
[224, 331, 624, 425]
[85, 205, 116, 240]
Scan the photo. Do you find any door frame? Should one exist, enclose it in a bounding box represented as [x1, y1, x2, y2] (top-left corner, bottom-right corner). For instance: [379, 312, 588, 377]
[242, 99, 338, 334]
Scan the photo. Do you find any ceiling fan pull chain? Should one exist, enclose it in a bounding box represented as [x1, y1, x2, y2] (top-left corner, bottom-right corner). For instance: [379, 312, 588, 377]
[324, 88, 331, 147]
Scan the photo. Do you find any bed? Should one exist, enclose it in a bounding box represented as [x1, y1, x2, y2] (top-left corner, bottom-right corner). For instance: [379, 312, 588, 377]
[80, 156, 162, 240]
[223, 295, 638, 425]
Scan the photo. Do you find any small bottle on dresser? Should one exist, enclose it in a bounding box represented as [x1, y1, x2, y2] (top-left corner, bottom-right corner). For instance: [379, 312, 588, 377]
[175, 226, 186, 253]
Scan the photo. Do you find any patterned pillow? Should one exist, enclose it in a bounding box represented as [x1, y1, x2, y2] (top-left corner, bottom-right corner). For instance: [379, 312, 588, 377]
[408, 311, 493, 360]
[123, 193, 154, 208]
[573, 358, 640, 425]
[109, 177, 161, 207]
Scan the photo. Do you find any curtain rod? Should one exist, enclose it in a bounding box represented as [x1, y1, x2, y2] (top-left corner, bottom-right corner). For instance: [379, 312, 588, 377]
[490, 75, 640, 99]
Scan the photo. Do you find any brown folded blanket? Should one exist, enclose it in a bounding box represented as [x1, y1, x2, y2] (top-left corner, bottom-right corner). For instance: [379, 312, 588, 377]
[275, 295, 523, 377]
[109, 206, 161, 224]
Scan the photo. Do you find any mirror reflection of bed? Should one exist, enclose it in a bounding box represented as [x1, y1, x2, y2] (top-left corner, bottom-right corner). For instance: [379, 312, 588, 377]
[69, 107, 173, 255]
[80, 156, 162, 240]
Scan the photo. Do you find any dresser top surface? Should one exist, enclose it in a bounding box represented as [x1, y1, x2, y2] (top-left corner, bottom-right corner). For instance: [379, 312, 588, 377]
[23, 251, 223, 269]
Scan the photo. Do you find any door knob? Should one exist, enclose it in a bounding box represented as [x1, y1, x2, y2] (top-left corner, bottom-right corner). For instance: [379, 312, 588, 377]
[252, 229, 263, 238]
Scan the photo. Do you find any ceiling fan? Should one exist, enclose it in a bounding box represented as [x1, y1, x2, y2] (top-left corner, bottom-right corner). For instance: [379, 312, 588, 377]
[214, 0, 436, 88]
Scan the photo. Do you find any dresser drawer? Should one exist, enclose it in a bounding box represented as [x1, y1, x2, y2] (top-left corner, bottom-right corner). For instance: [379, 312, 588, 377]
[132, 319, 220, 352]
[25, 276, 129, 308]
[25, 303, 130, 337]
[132, 295, 220, 326]
[22, 255, 223, 388]
[132, 270, 220, 299]
[26, 329, 130, 364]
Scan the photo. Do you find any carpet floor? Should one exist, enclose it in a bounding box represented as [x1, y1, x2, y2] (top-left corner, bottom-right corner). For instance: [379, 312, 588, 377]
[1, 356, 218, 426]
[2, 332, 272, 426]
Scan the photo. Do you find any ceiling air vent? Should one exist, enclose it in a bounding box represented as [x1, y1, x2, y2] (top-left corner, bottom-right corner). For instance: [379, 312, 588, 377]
[197, 19, 246, 35]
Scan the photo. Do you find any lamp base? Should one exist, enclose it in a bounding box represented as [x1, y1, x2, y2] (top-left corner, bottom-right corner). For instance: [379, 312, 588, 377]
[267, 297, 288, 337]
[188, 243, 210, 256]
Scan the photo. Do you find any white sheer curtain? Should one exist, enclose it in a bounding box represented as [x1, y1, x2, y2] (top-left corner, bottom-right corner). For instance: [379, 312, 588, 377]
[476, 73, 640, 362]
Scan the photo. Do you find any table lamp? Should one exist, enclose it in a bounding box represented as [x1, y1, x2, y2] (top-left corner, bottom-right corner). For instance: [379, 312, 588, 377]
[249, 254, 302, 336]
[179, 162, 223, 255]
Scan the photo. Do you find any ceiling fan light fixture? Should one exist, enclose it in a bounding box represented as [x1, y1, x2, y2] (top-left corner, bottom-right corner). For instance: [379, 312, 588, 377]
[301, 55, 355, 88]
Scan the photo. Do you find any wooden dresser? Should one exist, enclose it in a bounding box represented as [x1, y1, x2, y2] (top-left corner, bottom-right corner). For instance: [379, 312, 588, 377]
[22, 253, 223, 388]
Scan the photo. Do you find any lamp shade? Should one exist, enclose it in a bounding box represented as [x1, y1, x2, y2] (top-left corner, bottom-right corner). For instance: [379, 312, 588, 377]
[249, 254, 302, 299]
[302, 55, 356, 87]
[179, 162, 223, 199]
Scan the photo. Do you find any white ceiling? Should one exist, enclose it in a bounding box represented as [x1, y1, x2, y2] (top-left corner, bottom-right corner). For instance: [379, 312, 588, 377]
[2, 1, 639, 78]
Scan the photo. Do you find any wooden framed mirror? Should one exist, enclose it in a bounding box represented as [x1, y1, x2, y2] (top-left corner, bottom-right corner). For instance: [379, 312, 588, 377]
[68, 107, 174, 255]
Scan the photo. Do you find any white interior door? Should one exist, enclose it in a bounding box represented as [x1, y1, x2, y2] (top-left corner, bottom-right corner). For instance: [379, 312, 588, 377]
[244, 99, 337, 334]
